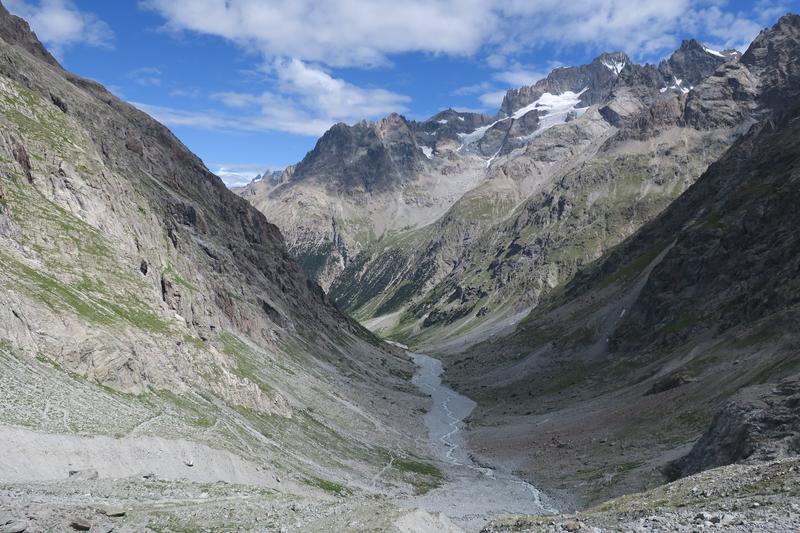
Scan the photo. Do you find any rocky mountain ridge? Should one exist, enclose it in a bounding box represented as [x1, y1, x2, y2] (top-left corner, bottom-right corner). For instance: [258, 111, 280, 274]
[234, 108, 494, 289]
[658, 39, 740, 94]
[237, 38, 748, 326]
[322, 40, 761, 346]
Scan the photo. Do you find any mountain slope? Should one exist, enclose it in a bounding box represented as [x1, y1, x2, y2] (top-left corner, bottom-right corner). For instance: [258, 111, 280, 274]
[237, 44, 745, 342]
[328, 45, 748, 348]
[442, 13, 800, 507]
[0, 3, 443, 528]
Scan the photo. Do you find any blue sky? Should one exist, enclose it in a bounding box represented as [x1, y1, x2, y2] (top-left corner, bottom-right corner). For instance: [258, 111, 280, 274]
[5, 0, 797, 186]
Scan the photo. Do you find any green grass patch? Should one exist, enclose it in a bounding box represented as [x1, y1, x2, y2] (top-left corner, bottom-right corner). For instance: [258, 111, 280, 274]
[0, 250, 115, 325]
[306, 476, 350, 496]
[217, 332, 274, 394]
[393, 459, 442, 477]
[183, 334, 207, 349]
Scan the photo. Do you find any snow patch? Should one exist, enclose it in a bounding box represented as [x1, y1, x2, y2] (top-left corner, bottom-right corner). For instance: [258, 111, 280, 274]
[521, 88, 588, 131]
[702, 45, 725, 58]
[420, 146, 434, 159]
[457, 122, 496, 146]
[457, 116, 465, 121]
[437, 119, 448, 124]
[602, 60, 626, 75]
[663, 76, 690, 94]
[459, 88, 589, 148]
[485, 149, 501, 168]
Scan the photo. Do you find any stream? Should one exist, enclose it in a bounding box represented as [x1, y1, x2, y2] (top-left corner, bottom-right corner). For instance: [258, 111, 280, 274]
[400, 350, 557, 532]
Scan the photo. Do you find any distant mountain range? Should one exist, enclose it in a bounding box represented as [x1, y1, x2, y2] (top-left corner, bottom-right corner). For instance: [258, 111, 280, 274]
[234, 34, 748, 347]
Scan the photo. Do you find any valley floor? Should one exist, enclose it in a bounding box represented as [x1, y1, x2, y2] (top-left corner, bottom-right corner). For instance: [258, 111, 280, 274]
[2, 351, 799, 533]
[397, 351, 557, 532]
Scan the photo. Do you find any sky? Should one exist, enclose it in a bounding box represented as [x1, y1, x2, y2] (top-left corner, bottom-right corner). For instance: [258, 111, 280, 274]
[5, 0, 797, 186]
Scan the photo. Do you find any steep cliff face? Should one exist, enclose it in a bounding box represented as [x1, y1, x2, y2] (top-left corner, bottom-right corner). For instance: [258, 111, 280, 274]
[0, 1, 436, 511]
[667, 376, 800, 479]
[658, 39, 739, 94]
[444, 14, 800, 506]
[289, 114, 426, 194]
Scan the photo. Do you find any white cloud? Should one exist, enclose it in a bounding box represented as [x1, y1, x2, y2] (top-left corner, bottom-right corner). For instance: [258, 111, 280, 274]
[136, 0, 780, 135]
[169, 88, 202, 99]
[209, 60, 410, 135]
[5, 0, 113, 57]
[754, 0, 794, 25]
[478, 90, 507, 108]
[127, 66, 162, 87]
[493, 65, 548, 87]
[136, 60, 410, 136]
[682, 6, 764, 51]
[142, 0, 494, 68]
[212, 163, 273, 187]
[273, 58, 410, 121]
[132, 102, 237, 130]
[141, 0, 735, 66]
[496, 0, 694, 57]
[453, 81, 493, 96]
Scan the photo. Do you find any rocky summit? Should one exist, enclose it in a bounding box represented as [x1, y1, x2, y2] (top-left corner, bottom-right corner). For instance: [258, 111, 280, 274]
[2, 2, 800, 532]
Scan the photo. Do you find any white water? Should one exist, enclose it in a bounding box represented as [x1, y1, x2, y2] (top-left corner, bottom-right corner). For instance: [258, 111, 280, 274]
[402, 350, 557, 531]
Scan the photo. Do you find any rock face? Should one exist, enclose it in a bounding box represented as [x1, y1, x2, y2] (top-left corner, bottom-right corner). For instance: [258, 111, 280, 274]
[290, 114, 426, 194]
[500, 52, 632, 116]
[0, 4, 57, 67]
[234, 109, 493, 289]
[0, 0, 428, 503]
[658, 39, 739, 93]
[668, 376, 800, 478]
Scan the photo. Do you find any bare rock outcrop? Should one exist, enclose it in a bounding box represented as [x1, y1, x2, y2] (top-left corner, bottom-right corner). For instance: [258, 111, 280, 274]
[668, 376, 800, 478]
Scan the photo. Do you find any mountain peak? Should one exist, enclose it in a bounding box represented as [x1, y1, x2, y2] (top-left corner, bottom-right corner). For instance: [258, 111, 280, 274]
[679, 38, 704, 51]
[658, 37, 734, 93]
[378, 112, 409, 128]
[288, 112, 425, 193]
[500, 51, 632, 117]
[739, 11, 800, 109]
[593, 51, 630, 75]
[743, 11, 800, 66]
[775, 12, 800, 30]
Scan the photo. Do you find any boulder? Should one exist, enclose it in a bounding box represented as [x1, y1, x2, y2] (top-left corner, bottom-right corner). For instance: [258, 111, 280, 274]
[667, 375, 800, 478]
[70, 518, 91, 531]
[0, 521, 28, 533]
